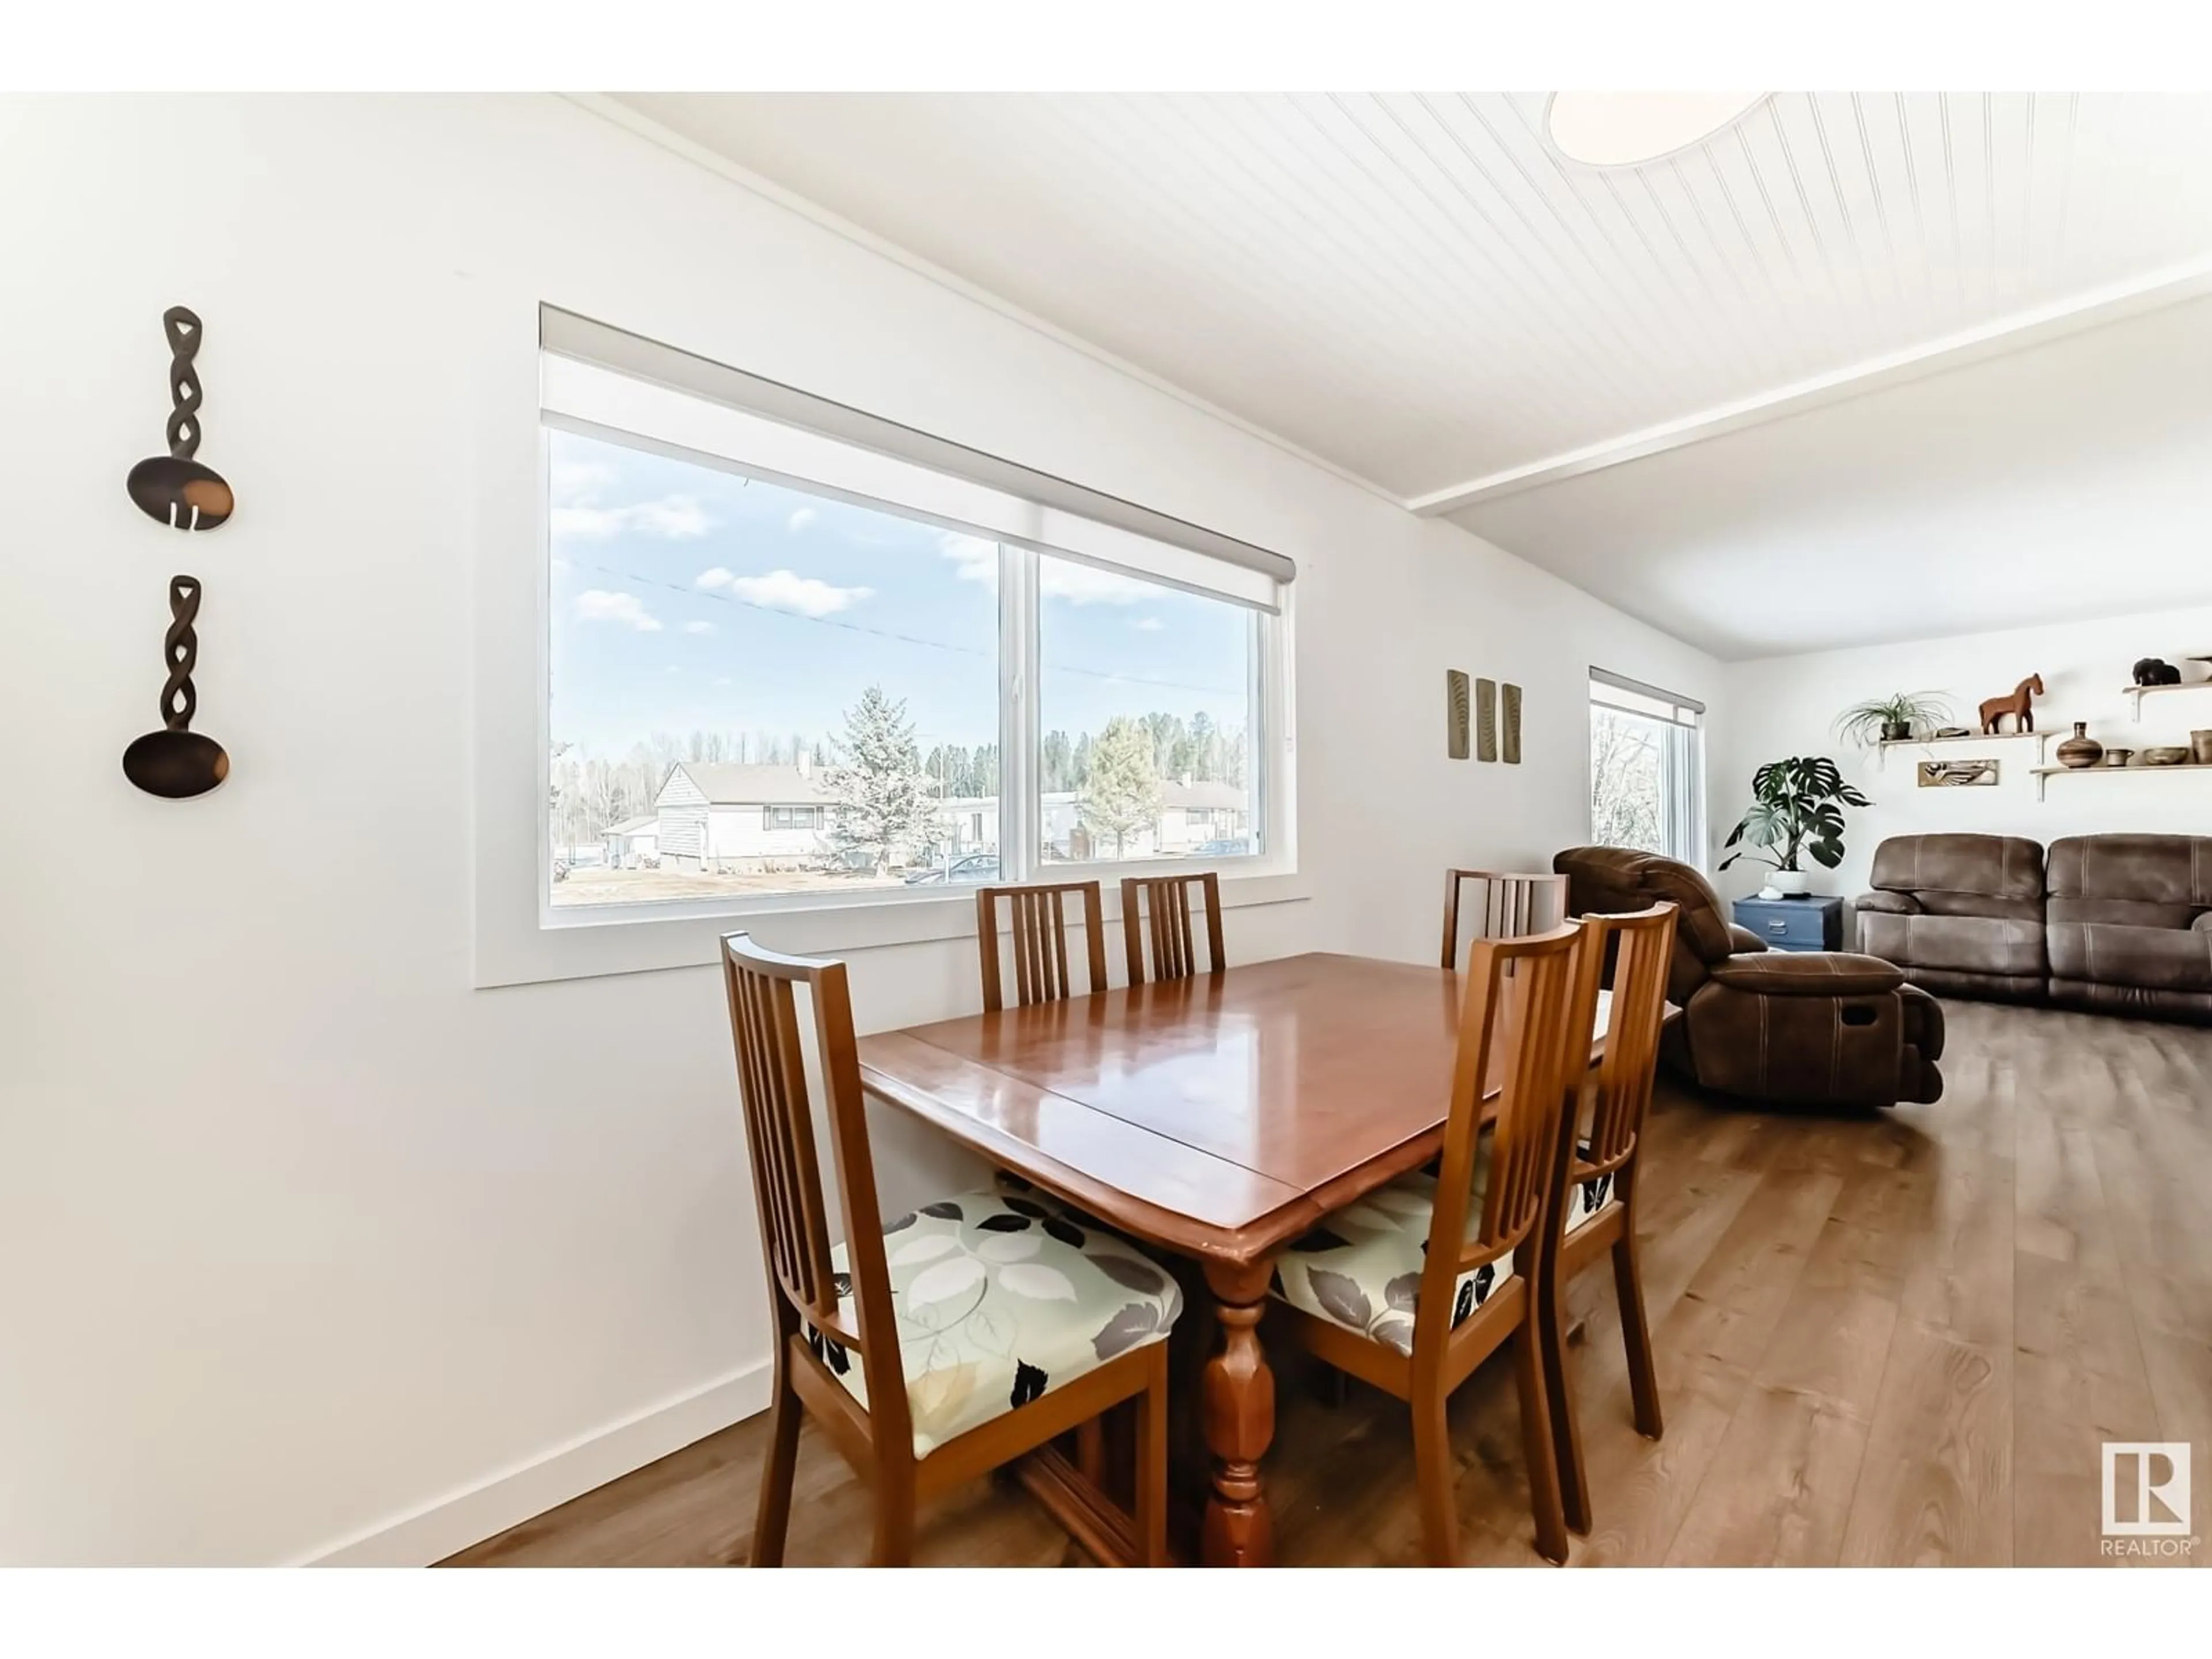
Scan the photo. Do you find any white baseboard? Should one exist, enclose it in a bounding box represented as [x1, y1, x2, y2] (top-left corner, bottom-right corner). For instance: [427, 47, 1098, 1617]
[297, 1361, 773, 1567]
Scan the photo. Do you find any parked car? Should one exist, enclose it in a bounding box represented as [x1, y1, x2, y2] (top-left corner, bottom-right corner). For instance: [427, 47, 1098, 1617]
[903, 853, 1001, 885]
[1195, 838, 1252, 858]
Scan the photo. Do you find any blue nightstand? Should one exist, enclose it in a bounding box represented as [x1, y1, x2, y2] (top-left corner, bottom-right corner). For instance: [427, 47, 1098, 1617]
[1732, 894, 1844, 953]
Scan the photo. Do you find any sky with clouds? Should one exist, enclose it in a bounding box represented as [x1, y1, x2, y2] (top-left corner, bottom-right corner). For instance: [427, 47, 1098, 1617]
[549, 429, 1253, 762]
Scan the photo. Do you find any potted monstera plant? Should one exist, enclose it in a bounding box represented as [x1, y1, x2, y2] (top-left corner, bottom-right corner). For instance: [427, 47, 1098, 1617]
[1719, 756, 1871, 896]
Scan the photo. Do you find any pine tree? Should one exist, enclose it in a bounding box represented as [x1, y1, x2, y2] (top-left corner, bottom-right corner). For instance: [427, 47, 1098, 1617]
[1143, 711, 1185, 778]
[1080, 716, 1162, 858]
[1041, 730, 1073, 793]
[1188, 710, 1218, 781]
[827, 685, 933, 877]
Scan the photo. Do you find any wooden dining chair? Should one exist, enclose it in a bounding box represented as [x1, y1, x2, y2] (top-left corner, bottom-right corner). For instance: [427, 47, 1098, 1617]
[1440, 868, 1571, 968]
[1537, 901, 1678, 1536]
[974, 881, 1108, 1012]
[721, 932, 1181, 1566]
[1268, 922, 1597, 1565]
[972, 880, 1121, 1484]
[1120, 870, 1225, 986]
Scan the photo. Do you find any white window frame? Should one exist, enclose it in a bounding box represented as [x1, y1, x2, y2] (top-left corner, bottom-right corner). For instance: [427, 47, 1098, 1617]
[471, 305, 1303, 988]
[1588, 668, 1707, 870]
[1004, 548, 1285, 889]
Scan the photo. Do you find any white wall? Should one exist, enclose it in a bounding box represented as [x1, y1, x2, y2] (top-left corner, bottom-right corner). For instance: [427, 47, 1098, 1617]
[1332, 524, 1724, 965]
[0, 93, 1715, 1565]
[1718, 604, 2212, 919]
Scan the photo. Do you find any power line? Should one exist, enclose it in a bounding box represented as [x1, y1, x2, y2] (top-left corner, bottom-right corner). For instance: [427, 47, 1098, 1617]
[566, 559, 1247, 700]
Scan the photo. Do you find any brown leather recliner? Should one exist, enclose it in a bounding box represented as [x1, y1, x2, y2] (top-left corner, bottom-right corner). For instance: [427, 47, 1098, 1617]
[1857, 833, 2049, 1004]
[1554, 846, 1945, 1108]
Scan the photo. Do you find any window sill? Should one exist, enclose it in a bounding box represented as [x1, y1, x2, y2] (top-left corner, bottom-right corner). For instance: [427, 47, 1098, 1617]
[475, 865, 1311, 988]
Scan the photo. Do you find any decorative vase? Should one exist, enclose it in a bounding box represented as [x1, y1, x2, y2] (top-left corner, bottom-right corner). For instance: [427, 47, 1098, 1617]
[2055, 722, 2104, 770]
[1881, 719, 1912, 743]
[2193, 730, 2212, 767]
[1767, 869, 1812, 897]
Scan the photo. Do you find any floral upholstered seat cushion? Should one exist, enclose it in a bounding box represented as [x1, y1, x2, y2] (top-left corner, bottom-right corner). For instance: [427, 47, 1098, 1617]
[1269, 1169, 1513, 1356]
[1561, 1147, 1617, 1236]
[1271, 1132, 1620, 1358]
[806, 1190, 1183, 1457]
[1271, 1148, 1615, 1357]
[991, 1167, 1130, 1240]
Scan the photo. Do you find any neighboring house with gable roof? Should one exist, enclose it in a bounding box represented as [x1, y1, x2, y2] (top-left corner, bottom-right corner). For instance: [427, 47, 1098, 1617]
[650, 759, 1249, 873]
[652, 758, 842, 872]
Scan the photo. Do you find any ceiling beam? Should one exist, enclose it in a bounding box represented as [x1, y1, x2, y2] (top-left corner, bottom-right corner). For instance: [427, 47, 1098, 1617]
[1406, 256, 2212, 518]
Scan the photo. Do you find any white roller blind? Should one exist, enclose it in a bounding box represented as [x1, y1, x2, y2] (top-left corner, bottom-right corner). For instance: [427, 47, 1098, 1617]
[540, 307, 1293, 613]
[1589, 666, 1705, 725]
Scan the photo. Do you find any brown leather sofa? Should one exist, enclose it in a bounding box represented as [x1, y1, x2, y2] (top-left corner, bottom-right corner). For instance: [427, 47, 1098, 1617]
[1554, 846, 1945, 1109]
[1863, 832, 2212, 1023]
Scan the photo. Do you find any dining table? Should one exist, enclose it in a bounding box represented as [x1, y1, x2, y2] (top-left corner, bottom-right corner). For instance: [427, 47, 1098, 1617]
[854, 949, 1620, 1567]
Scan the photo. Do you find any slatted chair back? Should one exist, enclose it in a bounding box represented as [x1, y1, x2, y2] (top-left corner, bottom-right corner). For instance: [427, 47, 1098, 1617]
[1417, 922, 1596, 1351]
[719, 932, 911, 1450]
[975, 881, 1108, 1012]
[1575, 902, 1678, 1181]
[1120, 870, 1226, 985]
[1440, 869, 1571, 968]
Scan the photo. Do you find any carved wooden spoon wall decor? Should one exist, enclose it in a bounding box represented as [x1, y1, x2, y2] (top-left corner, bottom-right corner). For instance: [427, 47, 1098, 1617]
[126, 307, 234, 532]
[122, 576, 229, 798]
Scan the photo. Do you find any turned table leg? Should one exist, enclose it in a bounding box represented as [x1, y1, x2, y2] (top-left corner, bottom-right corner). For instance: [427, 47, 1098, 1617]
[1199, 1258, 1276, 1566]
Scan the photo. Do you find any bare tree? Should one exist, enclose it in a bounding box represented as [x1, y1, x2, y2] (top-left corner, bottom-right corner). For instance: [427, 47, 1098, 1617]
[1590, 707, 1664, 854]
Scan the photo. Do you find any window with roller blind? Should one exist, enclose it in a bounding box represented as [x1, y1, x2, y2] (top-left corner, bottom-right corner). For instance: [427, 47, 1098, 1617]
[536, 308, 1294, 916]
[1589, 669, 1706, 868]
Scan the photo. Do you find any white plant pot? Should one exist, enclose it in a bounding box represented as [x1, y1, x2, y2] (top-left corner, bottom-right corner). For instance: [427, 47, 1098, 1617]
[1766, 870, 1813, 897]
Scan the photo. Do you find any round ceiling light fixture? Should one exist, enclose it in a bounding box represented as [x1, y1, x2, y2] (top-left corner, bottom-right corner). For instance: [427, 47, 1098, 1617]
[1545, 92, 1769, 168]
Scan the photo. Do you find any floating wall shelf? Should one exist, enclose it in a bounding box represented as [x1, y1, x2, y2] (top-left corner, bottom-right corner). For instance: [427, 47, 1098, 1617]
[2120, 681, 2212, 721]
[2027, 760, 2211, 801]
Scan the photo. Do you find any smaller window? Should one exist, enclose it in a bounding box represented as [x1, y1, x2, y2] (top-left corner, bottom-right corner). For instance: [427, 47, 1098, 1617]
[1590, 669, 1706, 868]
[1036, 553, 1260, 868]
[766, 806, 821, 831]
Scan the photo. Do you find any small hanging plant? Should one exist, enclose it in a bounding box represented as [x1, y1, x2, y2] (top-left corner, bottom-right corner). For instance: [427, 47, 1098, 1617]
[1833, 691, 1955, 747]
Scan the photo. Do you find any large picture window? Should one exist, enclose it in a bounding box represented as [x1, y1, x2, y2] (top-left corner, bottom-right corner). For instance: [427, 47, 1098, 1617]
[548, 427, 998, 908]
[1589, 669, 1705, 868]
[537, 312, 1293, 920]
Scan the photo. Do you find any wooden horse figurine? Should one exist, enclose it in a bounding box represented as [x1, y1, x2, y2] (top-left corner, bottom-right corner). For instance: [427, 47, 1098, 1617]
[1979, 673, 2045, 734]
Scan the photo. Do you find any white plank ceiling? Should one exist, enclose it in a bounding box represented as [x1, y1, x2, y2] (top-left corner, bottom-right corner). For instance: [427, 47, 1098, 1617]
[601, 92, 2212, 654]
[610, 92, 2212, 502]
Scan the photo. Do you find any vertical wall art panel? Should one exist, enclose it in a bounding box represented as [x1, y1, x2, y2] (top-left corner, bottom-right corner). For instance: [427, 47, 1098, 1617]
[1502, 683, 1523, 764]
[1446, 670, 1471, 759]
[1476, 677, 1498, 762]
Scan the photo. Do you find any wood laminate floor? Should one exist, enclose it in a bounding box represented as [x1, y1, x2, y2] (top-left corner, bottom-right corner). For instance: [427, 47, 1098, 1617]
[446, 1003, 2212, 1567]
